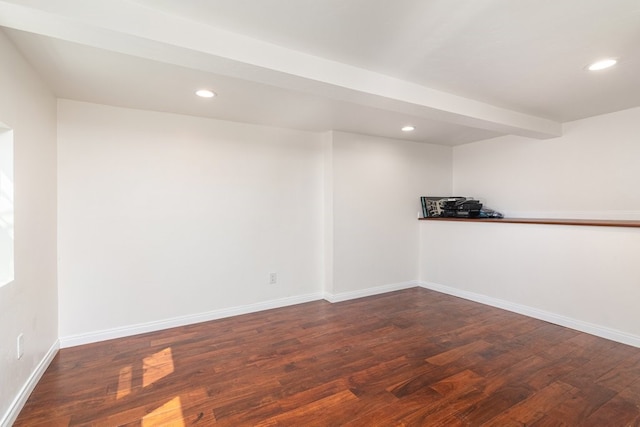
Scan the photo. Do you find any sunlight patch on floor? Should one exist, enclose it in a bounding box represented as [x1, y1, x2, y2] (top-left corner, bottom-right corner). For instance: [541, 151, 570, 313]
[143, 347, 175, 388]
[116, 365, 133, 399]
[142, 396, 185, 427]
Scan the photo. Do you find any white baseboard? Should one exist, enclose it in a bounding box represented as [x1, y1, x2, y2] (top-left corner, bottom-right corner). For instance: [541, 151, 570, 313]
[324, 280, 418, 303]
[419, 281, 640, 348]
[60, 281, 421, 348]
[60, 292, 324, 348]
[60, 279, 640, 350]
[1, 340, 59, 427]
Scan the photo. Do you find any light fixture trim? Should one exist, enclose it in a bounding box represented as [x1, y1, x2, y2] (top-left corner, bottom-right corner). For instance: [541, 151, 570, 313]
[401, 125, 415, 132]
[196, 89, 216, 98]
[587, 58, 617, 71]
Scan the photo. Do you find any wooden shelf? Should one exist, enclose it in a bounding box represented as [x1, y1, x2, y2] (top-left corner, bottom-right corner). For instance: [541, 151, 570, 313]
[419, 217, 640, 228]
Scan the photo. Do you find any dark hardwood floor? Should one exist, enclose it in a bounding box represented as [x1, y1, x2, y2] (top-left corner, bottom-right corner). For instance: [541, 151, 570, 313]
[15, 288, 640, 426]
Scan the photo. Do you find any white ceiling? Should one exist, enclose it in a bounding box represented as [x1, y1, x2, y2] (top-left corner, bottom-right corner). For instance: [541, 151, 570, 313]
[1, 0, 639, 146]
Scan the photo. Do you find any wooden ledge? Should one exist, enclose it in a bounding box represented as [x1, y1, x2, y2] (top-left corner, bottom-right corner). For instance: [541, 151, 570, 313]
[419, 217, 640, 228]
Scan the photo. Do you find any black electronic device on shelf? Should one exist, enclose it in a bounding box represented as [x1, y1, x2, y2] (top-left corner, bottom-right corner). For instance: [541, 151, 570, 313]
[441, 198, 483, 218]
[420, 196, 484, 218]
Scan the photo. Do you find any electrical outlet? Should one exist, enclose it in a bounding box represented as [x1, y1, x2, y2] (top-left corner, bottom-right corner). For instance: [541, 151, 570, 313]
[269, 272, 277, 284]
[17, 333, 24, 359]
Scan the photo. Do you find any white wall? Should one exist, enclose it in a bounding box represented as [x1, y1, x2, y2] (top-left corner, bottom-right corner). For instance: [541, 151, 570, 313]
[0, 31, 58, 425]
[420, 107, 640, 346]
[420, 221, 640, 345]
[453, 107, 640, 219]
[0, 127, 14, 286]
[329, 131, 452, 298]
[57, 100, 325, 342]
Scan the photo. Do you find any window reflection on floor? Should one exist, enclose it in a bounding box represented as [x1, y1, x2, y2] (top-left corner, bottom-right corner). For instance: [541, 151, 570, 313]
[142, 396, 185, 427]
[115, 346, 184, 425]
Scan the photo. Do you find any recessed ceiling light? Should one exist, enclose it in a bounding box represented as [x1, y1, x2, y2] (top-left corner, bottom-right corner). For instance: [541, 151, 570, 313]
[587, 59, 617, 71]
[401, 125, 415, 132]
[196, 89, 216, 98]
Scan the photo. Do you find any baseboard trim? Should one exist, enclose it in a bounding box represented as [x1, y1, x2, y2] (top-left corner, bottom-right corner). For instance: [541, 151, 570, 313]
[419, 281, 640, 348]
[324, 281, 418, 303]
[60, 281, 422, 347]
[60, 292, 324, 348]
[59, 280, 640, 349]
[1, 340, 59, 427]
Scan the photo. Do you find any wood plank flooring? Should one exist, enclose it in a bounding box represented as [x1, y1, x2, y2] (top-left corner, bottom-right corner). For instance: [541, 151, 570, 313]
[14, 288, 640, 426]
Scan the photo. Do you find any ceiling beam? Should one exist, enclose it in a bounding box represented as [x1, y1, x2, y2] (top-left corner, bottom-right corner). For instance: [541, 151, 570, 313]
[0, 0, 562, 139]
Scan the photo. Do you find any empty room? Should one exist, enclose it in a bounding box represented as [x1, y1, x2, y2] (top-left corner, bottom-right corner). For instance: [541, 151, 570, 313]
[2, 0, 640, 425]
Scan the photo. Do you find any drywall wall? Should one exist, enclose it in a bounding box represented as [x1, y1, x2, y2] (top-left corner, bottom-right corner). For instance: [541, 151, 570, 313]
[57, 100, 325, 342]
[0, 127, 13, 287]
[420, 221, 640, 345]
[329, 131, 452, 298]
[453, 107, 640, 219]
[421, 107, 640, 346]
[0, 31, 58, 425]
